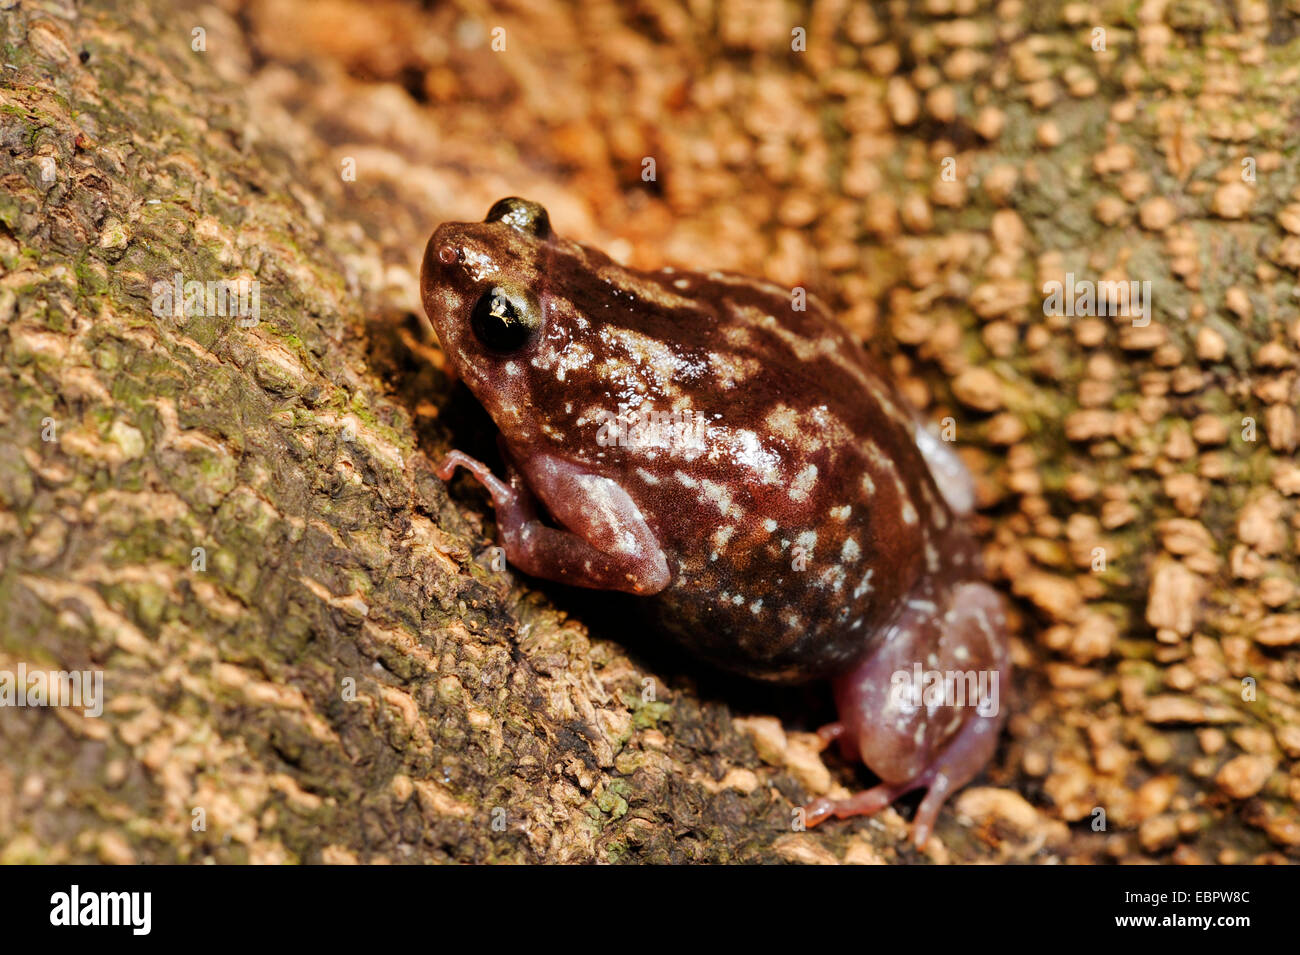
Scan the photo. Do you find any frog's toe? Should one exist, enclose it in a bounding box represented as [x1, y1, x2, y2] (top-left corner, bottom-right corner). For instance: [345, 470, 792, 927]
[436, 450, 514, 502]
[801, 755, 966, 846]
[801, 780, 916, 831]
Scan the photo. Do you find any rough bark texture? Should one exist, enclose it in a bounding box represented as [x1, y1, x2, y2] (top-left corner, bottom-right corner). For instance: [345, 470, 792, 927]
[1, 0, 1298, 864]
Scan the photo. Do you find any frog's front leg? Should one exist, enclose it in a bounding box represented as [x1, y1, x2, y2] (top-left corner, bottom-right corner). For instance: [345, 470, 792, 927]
[803, 579, 1009, 846]
[437, 450, 671, 595]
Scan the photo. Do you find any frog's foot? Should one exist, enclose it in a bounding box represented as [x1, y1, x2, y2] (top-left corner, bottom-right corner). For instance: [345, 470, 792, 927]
[801, 702, 1002, 845]
[437, 449, 670, 595]
[804, 580, 1009, 846]
[437, 450, 518, 507]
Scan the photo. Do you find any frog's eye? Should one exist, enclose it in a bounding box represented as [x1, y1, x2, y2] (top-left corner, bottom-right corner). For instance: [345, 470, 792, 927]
[484, 197, 551, 239]
[470, 287, 537, 353]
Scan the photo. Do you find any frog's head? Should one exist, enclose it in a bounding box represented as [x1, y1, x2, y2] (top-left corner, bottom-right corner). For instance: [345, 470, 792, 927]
[421, 197, 557, 434]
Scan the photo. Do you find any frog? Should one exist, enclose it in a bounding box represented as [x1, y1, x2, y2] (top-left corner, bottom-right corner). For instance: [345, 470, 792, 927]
[420, 197, 1010, 846]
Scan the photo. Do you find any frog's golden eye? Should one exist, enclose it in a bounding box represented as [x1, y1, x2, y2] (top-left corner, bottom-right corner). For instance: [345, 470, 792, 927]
[470, 287, 536, 353]
[484, 197, 551, 239]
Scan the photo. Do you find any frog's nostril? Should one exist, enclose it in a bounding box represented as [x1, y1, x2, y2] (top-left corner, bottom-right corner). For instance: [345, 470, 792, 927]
[437, 245, 459, 265]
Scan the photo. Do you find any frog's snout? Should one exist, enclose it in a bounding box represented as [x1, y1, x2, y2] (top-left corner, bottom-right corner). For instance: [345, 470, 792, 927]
[419, 228, 461, 343]
[424, 223, 460, 273]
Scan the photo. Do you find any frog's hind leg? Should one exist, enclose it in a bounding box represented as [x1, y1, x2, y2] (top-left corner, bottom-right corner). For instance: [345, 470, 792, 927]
[802, 580, 1009, 846]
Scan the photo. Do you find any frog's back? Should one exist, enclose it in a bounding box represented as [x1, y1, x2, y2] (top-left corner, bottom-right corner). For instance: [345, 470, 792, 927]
[555, 260, 963, 682]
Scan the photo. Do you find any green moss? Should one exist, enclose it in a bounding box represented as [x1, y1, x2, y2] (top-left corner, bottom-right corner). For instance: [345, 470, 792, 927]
[630, 699, 671, 730]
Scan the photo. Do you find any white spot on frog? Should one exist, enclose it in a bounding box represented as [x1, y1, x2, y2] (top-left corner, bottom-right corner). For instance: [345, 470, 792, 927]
[708, 351, 761, 389]
[459, 246, 497, 283]
[765, 404, 800, 440]
[732, 429, 782, 484]
[601, 326, 699, 392]
[853, 568, 875, 600]
[818, 565, 846, 592]
[553, 342, 593, 383]
[701, 478, 736, 517]
[711, 526, 735, 552]
[790, 464, 818, 503]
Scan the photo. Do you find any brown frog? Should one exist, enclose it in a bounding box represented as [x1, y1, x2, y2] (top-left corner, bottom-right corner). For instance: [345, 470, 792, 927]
[421, 197, 1010, 845]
